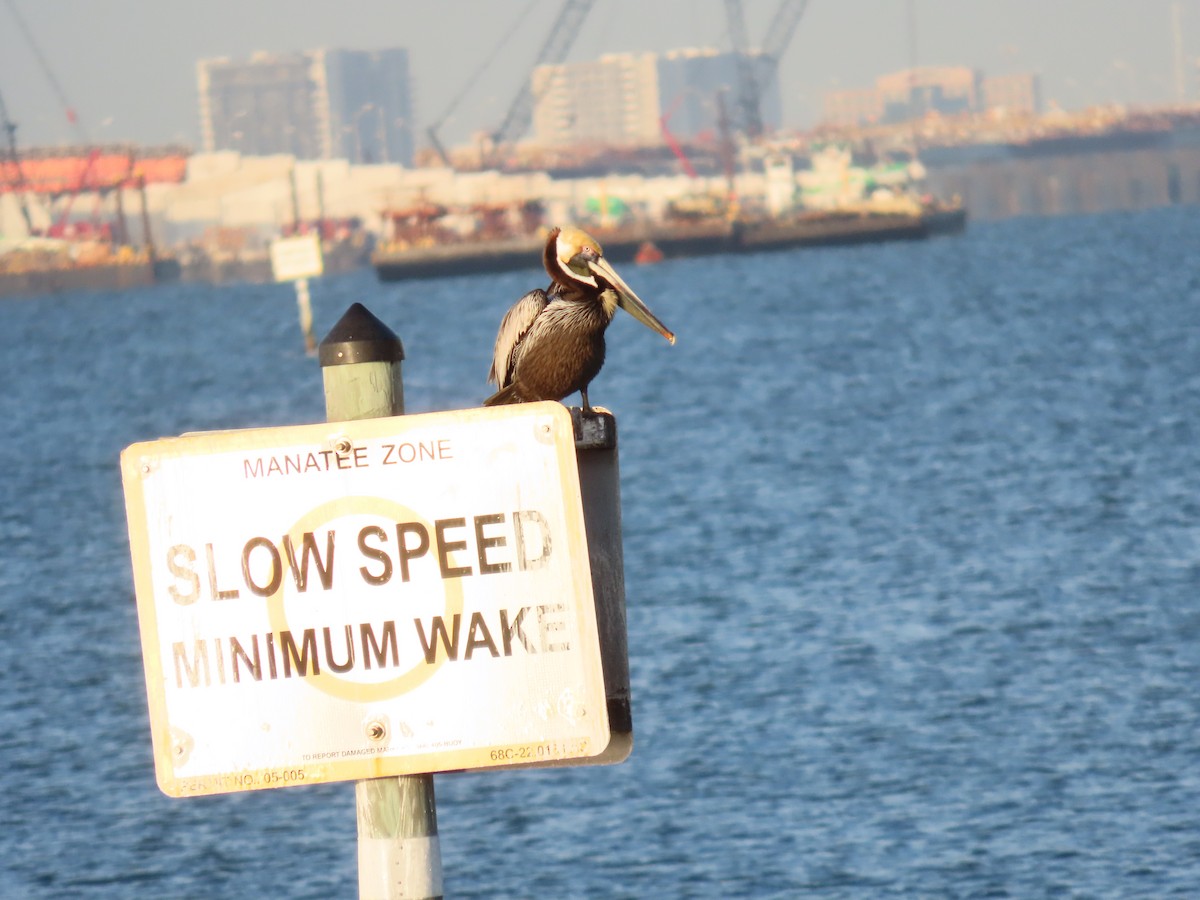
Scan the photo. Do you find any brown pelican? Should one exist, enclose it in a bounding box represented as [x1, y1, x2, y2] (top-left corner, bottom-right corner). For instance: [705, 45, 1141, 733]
[485, 226, 675, 411]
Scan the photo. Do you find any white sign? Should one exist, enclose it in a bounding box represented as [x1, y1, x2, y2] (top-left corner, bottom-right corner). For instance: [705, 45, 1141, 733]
[121, 403, 608, 797]
[269, 234, 324, 282]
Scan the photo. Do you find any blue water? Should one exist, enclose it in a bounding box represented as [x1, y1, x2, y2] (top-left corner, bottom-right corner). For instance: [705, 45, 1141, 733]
[3, 206, 1200, 897]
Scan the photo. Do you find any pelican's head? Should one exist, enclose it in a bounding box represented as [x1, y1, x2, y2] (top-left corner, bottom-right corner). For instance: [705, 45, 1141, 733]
[551, 226, 676, 344]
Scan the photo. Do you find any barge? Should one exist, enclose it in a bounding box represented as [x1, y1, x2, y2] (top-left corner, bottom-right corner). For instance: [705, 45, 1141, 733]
[372, 201, 966, 283]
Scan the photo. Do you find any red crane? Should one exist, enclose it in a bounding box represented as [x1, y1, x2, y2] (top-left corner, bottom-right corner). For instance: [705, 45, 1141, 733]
[45, 147, 104, 238]
[659, 92, 700, 179]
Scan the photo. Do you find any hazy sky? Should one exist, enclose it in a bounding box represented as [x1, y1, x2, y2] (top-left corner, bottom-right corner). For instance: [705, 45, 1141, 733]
[0, 0, 1195, 150]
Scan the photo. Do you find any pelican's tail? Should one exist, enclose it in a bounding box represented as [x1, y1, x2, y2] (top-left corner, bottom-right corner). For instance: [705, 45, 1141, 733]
[483, 384, 523, 406]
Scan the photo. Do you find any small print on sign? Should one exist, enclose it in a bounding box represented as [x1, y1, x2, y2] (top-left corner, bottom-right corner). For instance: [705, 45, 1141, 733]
[121, 402, 608, 797]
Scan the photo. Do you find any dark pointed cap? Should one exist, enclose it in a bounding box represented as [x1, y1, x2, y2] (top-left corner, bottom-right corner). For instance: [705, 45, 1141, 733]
[318, 303, 405, 367]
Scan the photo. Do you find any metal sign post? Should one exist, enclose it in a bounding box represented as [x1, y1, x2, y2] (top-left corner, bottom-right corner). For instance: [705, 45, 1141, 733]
[120, 303, 632, 899]
[318, 303, 439, 900]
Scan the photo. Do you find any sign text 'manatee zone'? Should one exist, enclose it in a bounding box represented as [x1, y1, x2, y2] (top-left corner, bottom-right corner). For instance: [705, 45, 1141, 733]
[164, 509, 554, 606]
[240, 437, 453, 479]
[171, 604, 571, 689]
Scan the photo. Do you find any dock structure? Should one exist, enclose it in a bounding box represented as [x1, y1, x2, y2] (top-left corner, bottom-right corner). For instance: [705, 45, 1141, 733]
[9, 109, 1200, 297]
[927, 145, 1200, 220]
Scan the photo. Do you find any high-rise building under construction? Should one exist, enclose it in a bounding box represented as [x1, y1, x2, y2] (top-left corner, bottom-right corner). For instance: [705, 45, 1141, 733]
[531, 48, 780, 149]
[197, 49, 414, 165]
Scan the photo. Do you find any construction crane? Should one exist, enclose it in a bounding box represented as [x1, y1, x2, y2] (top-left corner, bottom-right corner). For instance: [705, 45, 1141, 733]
[0, 86, 35, 232]
[487, 0, 597, 166]
[723, 0, 811, 139]
[425, 0, 542, 166]
[3, 0, 85, 136]
[724, 0, 761, 140]
[4, 0, 102, 237]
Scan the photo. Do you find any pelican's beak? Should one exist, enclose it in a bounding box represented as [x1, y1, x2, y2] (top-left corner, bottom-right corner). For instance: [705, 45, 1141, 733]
[588, 257, 676, 345]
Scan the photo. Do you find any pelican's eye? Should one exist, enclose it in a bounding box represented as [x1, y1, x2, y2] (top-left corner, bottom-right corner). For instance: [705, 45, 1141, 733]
[568, 245, 600, 275]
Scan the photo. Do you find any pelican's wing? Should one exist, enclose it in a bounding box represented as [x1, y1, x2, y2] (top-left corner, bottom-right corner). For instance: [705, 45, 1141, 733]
[488, 288, 548, 387]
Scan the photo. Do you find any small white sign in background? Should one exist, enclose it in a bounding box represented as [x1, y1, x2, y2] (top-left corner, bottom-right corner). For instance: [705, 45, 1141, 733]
[269, 233, 324, 282]
[121, 402, 607, 797]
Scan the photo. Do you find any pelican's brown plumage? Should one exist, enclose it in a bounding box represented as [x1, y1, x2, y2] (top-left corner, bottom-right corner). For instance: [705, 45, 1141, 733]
[484, 226, 674, 410]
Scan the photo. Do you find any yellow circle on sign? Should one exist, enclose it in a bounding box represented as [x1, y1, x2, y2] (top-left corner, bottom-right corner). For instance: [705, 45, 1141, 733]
[266, 496, 464, 701]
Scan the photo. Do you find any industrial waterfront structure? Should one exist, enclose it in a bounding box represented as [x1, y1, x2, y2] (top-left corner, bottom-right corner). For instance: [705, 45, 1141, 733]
[196, 48, 414, 165]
